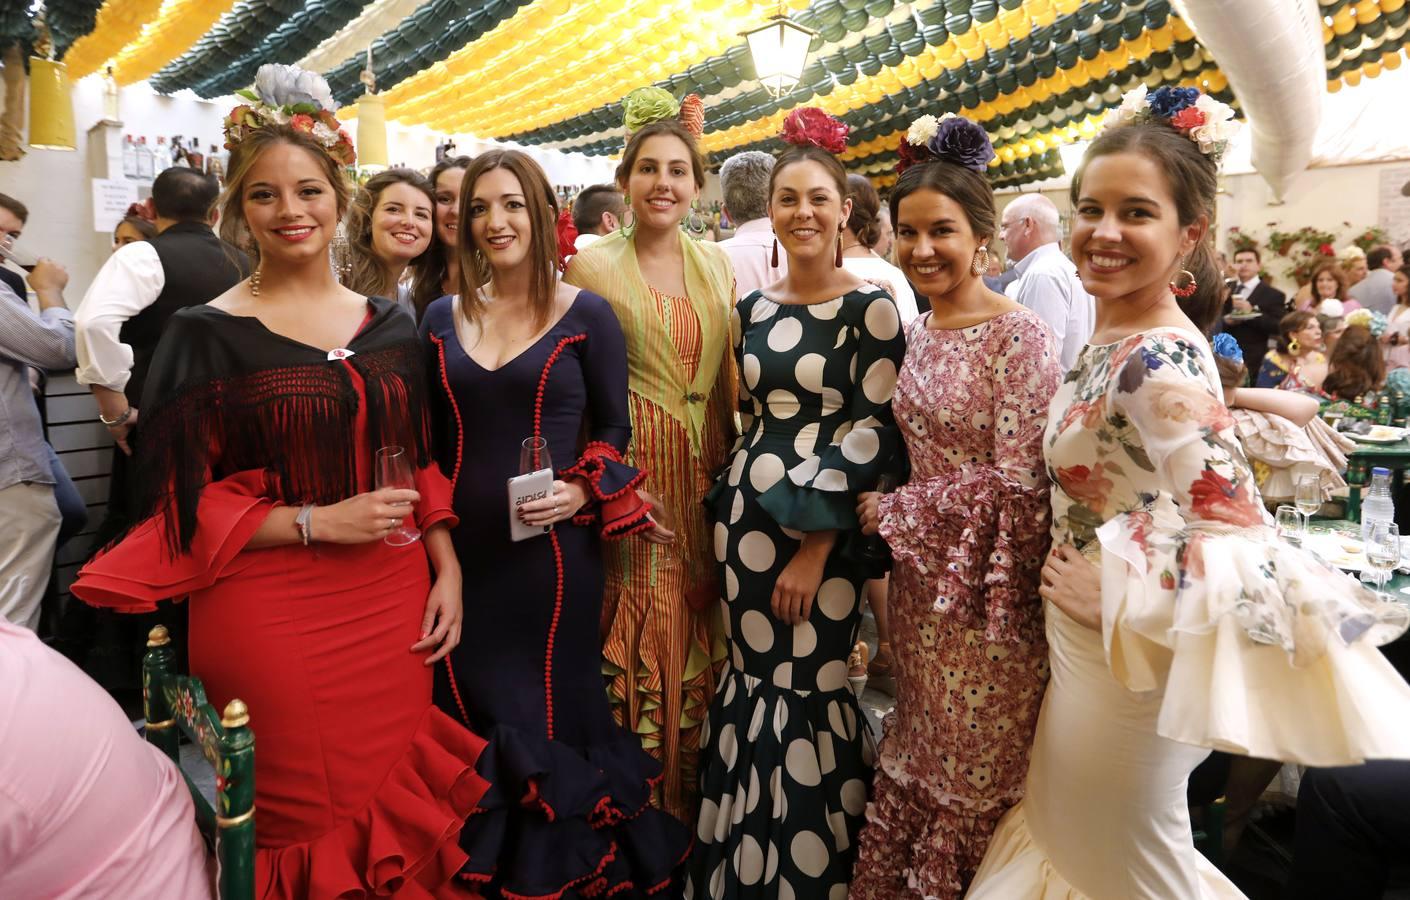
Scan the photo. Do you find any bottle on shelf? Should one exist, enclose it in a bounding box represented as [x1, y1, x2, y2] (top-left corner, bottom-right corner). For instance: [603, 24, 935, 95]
[186, 138, 204, 173]
[122, 134, 138, 179]
[154, 136, 170, 174]
[170, 135, 187, 167]
[135, 136, 155, 180]
[1361, 466, 1396, 542]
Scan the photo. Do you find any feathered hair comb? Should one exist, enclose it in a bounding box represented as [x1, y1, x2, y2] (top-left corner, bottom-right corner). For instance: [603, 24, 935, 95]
[897, 113, 995, 175]
[225, 64, 355, 167]
[621, 87, 705, 140]
[780, 107, 849, 155]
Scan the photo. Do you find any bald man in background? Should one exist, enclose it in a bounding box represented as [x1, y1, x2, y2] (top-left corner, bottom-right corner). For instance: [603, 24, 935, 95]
[1000, 193, 1094, 370]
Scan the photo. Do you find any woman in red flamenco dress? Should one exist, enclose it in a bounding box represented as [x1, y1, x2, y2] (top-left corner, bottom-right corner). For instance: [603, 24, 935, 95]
[72, 92, 491, 898]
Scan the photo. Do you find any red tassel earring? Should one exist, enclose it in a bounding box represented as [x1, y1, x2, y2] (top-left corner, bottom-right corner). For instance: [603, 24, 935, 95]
[835, 229, 844, 267]
[771, 237, 779, 268]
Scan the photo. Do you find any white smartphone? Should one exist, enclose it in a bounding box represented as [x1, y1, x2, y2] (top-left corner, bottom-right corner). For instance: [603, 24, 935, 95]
[508, 467, 554, 542]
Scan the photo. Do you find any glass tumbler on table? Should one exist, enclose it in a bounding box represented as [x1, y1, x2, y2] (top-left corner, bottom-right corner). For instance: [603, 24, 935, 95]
[1275, 505, 1302, 547]
[375, 445, 422, 546]
[1366, 521, 1401, 598]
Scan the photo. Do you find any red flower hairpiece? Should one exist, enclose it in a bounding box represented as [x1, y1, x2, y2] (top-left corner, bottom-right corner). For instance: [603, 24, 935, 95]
[555, 208, 578, 273]
[780, 107, 849, 155]
[125, 199, 156, 222]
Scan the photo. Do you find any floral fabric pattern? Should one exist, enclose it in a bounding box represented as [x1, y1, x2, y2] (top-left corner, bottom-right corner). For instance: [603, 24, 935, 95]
[852, 310, 1059, 899]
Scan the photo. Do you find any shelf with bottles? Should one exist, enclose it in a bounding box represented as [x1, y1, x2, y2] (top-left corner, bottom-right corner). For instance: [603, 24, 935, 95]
[120, 134, 228, 185]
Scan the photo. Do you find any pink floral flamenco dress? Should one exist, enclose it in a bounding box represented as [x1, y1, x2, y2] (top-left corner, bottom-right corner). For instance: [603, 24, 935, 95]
[851, 309, 1061, 899]
[967, 327, 1410, 900]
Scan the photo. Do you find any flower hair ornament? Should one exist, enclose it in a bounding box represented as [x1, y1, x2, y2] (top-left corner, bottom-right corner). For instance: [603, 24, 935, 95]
[1212, 333, 1244, 365]
[621, 86, 705, 140]
[1345, 307, 1389, 338]
[225, 64, 356, 167]
[125, 199, 156, 223]
[896, 113, 995, 175]
[779, 107, 849, 155]
[1101, 84, 1239, 161]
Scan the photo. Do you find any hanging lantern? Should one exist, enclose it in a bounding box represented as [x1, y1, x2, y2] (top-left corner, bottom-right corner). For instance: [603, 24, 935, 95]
[355, 50, 387, 170]
[28, 10, 75, 151]
[742, 2, 818, 98]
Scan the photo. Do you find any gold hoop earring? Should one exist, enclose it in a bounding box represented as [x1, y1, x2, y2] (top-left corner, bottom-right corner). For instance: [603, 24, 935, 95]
[971, 246, 990, 277]
[1287, 338, 1301, 356]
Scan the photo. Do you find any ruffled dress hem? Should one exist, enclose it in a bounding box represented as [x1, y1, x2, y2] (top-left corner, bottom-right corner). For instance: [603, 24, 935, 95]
[453, 720, 690, 898]
[258, 705, 491, 900]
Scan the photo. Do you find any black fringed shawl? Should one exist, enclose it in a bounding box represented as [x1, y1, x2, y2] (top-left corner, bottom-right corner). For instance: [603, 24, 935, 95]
[131, 298, 431, 556]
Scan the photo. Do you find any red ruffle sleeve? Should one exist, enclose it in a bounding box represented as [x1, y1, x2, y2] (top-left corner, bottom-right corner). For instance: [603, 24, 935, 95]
[72, 469, 275, 613]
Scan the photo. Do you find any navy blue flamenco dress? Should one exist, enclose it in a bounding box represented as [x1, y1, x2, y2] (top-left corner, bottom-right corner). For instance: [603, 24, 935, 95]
[421, 291, 691, 898]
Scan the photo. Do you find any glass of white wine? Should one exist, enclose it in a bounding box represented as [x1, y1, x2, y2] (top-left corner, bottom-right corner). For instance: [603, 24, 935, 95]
[1294, 474, 1321, 542]
[1366, 521, 1401, 599]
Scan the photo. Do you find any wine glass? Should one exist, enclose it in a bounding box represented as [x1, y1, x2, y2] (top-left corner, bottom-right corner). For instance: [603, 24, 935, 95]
[375, 445, 421, 546]
[520, 436, 552, 475]
[1366, 521, 1401, 598]
[1274, 505, 1302, 547]
[1295, 474, 1322, 541]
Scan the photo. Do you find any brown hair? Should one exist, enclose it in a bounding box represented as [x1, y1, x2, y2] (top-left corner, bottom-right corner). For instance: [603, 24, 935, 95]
[771, 143, 848, 201]
[1323, 324, 1386, 401]
[615, 121, 707, 190]
[114, 215, 157, 243]
[218, 124, 352, 266]
[0, 192, 28, 225]
[1308, 260, 1348, 303]
[410, 154, 473, 319]
[1277, 310, 1318, 355]
[343, 168, 435, 301]
[456, 149, 561, 330]
[845, 173, 882, 248]
[1070, 116, 1221, 334]
[887, 159, 997, 244]
[1215, 355, 1247, 391]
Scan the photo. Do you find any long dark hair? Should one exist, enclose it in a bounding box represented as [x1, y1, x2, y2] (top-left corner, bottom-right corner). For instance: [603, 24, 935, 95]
[1071, 116, 1222, 332]
[615, 120, 707, 189]
[1324, 324, 1386, 401]
[457, 150, 561, 331]
[411, 154, 472, 318]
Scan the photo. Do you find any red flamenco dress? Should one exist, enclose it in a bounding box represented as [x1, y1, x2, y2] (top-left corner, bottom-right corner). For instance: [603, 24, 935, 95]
[73, 298, 491, 899]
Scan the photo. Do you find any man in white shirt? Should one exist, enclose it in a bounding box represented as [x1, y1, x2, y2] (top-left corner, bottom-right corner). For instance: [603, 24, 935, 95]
[1348, 244, 1402, 315]
[717, 151, 786, 301]
[571, 184, 625, 253]
[999, 194, 1093, 370]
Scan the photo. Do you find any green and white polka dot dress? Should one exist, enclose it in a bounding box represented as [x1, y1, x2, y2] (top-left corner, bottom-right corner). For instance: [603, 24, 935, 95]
[687, 285, 906, 898]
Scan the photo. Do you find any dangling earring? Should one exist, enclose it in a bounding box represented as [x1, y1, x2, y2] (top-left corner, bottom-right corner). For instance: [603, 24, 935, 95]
[835, 229, 844, 268]
[618, 203, 637, 239]
[330, 220, 352, 283]
[971, 246, 989, 277]
[249, 267, 262, 297]
[771, 237, 779, 268]
[1169, 267, 1198, 298]
[1287, 338, 1301, 356]
[684, 201, 708, 238]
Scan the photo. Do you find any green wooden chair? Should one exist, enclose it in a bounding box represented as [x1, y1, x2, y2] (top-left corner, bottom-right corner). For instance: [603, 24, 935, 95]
[143, 625, 255, 900]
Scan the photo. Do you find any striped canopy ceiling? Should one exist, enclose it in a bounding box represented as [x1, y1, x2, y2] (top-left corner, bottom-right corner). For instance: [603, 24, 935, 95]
[12, 0, 1409, 188]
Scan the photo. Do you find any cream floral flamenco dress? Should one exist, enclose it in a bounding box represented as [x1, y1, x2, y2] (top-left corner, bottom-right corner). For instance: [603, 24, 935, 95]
[967, 327, 1410, 900]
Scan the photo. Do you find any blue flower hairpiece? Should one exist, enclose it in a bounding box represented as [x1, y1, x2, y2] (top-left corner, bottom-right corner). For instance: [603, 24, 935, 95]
[1212, 333, 1243, 364]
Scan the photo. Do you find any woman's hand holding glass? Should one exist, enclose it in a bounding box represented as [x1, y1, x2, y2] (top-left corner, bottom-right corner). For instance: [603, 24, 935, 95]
[311, 488, 421, 543]
[518, 479, 590, 527]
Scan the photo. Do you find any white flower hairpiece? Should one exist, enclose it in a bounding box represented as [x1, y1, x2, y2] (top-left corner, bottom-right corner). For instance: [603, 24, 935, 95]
[1101, 84, 1239, 162]
[226, 65, 355, 167]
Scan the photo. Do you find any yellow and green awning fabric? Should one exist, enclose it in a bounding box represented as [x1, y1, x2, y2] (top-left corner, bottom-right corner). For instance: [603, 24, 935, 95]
[8, 0, 1407, 188]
